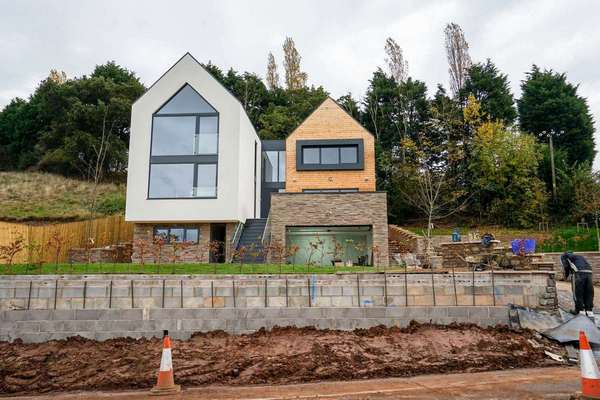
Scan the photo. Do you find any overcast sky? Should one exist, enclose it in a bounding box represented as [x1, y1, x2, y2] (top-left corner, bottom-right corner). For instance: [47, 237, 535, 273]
[2, 0, 600, 167]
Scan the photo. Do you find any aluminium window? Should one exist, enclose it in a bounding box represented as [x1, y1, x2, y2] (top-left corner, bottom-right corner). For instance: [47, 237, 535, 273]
[148, 84, 219, 199]
[302, 188, 359, 193]
[263, 150, 286, 182]
[154, 226, 200, 244]
[296, 139, 364, 171]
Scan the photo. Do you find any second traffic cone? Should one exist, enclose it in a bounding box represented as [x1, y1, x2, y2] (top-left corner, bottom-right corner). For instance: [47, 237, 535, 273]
[580, 330, 600, 399]
[150, 330, 181, 395]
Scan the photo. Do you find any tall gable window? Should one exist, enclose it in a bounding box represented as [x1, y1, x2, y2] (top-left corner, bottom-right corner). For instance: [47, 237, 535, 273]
[149, 84, 219, 199]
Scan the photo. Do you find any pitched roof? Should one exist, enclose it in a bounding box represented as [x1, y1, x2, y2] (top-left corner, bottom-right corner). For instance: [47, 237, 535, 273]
[287, 96, 374, 138]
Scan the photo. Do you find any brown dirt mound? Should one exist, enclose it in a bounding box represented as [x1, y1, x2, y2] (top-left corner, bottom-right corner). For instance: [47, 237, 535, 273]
[0, 322, 563, 395]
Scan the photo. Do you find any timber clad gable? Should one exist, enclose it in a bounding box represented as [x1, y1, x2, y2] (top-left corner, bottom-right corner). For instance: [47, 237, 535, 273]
[285, 98, 376, 193]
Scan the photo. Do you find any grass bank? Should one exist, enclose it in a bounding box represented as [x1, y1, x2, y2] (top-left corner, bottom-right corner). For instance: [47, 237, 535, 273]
[0, 172, 125, 222]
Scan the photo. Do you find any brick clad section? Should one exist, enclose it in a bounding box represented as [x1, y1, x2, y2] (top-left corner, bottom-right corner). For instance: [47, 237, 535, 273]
[269, 192, 389, 266]
[285, 98, 376, 192]
[131, 223, 236, 264]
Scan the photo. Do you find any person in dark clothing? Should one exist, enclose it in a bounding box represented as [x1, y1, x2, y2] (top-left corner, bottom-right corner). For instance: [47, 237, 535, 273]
[561, 251, 594, 316]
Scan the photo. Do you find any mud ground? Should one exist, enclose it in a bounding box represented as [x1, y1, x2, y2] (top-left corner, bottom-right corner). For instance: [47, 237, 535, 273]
[0, 322, 564, 396]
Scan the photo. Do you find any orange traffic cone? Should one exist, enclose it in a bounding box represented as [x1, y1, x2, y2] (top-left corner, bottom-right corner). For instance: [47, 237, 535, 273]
[150, 330, 181, 395]
[580, 330, 600, 399]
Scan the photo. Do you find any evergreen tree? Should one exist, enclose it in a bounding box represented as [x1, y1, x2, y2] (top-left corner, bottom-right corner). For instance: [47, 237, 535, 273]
[518, 65, 596, 166]
[460, 59, 517, 124]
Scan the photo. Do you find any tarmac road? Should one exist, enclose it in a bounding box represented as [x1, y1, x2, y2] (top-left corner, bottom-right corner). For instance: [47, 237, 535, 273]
[7, 366, 580, 400]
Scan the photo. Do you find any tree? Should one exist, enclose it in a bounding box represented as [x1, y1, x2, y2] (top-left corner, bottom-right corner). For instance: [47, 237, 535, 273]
[574, 169, 600, 250]
[266, 52, 280, 90]
[469, 119, 548, 227]
[384, 37, 408, 83]
[518, 65, 596, 166]
[337, 93, 360, 120]
[444, 23, 472, 97]
[282, 37, 307, 90]
[460, 59, 517, 124]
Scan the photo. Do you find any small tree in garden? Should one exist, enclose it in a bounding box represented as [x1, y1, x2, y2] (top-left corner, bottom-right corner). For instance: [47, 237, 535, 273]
[208, 240, 223, 273]
[286, 244, 300, 267]
[84, 237, 95, 264]
[232, 245, 247, 273]
[171, 239, 192, 273]
[46, 231, 65, 269]
[344, 239, 354, 265]
[268, 242, 287, 273]
[372, 245, 381, 270]
[151, 235, 166, 272]
[134, 238, 150, 266]
[306, 234, 323, 270]
[328, 237, 344, 268]
[24, 239, 43, 274]
[0, 233, 25, 273]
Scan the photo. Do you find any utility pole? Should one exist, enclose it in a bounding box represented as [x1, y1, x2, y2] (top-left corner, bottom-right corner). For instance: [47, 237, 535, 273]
[545, 130, 558, 203]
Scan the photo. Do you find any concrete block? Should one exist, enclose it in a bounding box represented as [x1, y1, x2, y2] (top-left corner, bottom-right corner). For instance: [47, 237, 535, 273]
[447, 307, 469, 318]
[364, 307, 386, 318]
[467, 307, 490, 320]
[312, 297, 332, 307]
[288, 296, 310, 307]
[362, 286, 384, 296]
[15, 321, 41, 332]
[268, 297, 286, 307]
[320, 286, 342, 296]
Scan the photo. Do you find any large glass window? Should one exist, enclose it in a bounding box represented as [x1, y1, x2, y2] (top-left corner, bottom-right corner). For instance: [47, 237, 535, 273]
[297, 139, 364, 171]
[149, 83, 220, 199]
[151, 116, 196, 156]
[149, 164, 194, 198]
[195, 164, 217, 197]
[340, 146, 358, 164]
[263, 150, 286, 182]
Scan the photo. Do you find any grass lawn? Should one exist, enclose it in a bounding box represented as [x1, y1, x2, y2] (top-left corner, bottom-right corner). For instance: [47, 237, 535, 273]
[0, 263, 394, 275]
[0, 172, 125, 222]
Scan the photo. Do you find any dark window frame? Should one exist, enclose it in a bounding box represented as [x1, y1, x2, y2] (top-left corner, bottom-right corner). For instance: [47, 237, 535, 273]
[296, 139, 364, 171]
[153, 226, 200, 244]
[262, 150, 286, 183]
[147, 83, 220, 200]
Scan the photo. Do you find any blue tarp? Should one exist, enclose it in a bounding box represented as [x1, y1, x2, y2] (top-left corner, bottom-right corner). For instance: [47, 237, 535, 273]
[511, 239, 536, 255]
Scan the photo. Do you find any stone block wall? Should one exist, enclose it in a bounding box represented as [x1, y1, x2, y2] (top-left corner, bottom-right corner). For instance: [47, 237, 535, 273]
[544, 251, 600, 281]
[269, 192, 389, 266]
[0, 271, 555, 312]
[131, 223, 236, 264]
[68, 244, 133, 264]
[439, 240, 503, 269]
[388, 225, 422, 255]
[0, 306, 511, 343]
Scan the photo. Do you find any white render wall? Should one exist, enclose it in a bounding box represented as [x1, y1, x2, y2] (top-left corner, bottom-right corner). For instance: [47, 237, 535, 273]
[125, 54, 261, 223]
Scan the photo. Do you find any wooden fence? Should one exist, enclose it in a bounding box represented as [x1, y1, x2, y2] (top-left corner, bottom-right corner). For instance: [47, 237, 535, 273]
[0, 215, 134, 264]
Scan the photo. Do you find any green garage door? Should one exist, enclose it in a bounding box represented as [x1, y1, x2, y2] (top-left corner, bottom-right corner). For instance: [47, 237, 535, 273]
[286, 226, 372, 266]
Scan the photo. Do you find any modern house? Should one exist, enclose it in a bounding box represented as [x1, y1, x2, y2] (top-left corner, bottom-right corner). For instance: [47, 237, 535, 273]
[126, 53, 389, 266]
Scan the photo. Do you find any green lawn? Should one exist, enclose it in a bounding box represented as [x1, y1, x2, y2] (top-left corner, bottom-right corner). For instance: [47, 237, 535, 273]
[0, 263, 395, 275]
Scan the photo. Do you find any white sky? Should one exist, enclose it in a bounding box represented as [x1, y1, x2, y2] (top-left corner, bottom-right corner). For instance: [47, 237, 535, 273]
[1, 0, 599, 168]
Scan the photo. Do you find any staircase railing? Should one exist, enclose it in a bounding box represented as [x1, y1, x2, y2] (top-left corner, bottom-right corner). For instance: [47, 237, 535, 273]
[231, 221, 244, 250]
[261, 213, 272, 247]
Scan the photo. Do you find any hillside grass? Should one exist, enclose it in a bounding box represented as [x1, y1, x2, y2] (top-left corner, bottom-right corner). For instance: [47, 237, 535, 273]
[0, 172, 125, 222]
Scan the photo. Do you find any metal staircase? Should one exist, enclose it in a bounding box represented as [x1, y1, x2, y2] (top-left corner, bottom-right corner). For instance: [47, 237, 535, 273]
[235, 218, 268, 263]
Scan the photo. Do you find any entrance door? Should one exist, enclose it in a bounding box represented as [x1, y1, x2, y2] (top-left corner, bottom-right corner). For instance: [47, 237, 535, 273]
[210, 223, 226, 263]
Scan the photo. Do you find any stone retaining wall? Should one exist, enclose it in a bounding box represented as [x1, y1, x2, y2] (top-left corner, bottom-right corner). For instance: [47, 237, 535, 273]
[68, 244, 132, 264]
[0, 272, 556, 312]
[0, 306, 510, 343]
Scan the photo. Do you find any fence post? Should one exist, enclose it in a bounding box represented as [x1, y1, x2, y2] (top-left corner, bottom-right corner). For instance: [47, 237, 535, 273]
[54, 280, 58, 310]
[130, 280, 134, 309]
[356, 274, 361, 307]
[161, 279, 166, 308]
[264, 279, 268, 308]
[383, 273, 388, 307]
[180, 280, 183, 308]
[452, 266, 458, 306]
[431, 270, 436, 306]
[27, 281, 32, 310]
[404, 267, 408, 307]
[108, 280, 113, 309]
[472, 268, 476, 306]
[232, 280, 236, 308]
[83, 281, 87, 309]
[307, 278, 311, 307]
[490, 267, 496, 306]
[211, 280, 214, 308]
[285, 278, 288, 307]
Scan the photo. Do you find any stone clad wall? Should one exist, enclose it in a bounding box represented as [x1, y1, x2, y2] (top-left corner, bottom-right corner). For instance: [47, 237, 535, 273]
[0, 271, 555, 312]
[269, 192, 389, 266]
[131, 223, 236, 264]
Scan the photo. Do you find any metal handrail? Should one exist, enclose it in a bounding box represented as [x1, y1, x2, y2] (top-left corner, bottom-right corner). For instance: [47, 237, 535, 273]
[261, 213, 272, 246]
[232, 221, 244, 250]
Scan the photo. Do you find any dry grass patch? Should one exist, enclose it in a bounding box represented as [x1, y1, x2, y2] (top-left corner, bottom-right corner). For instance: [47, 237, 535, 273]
[0, 172, 125, 222]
